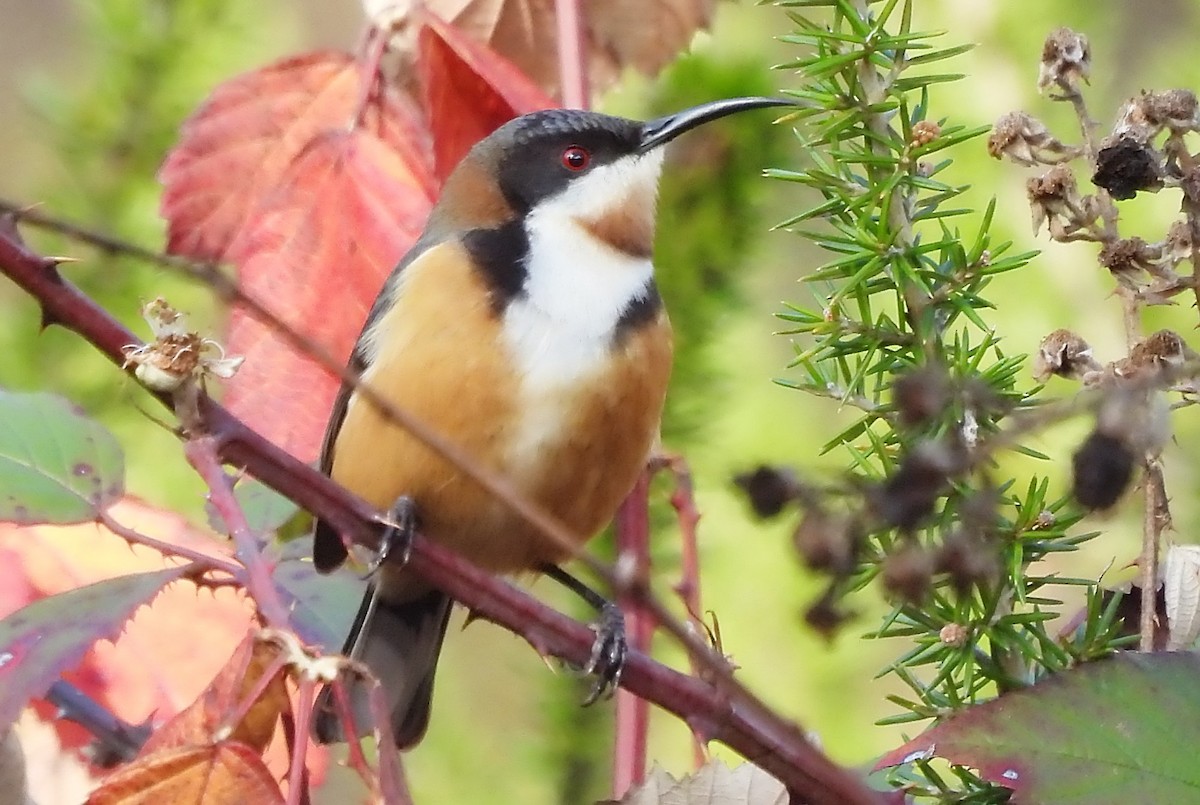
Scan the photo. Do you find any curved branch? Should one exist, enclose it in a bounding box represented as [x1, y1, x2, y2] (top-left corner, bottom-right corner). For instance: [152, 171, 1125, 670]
[0, 218, 882, 804]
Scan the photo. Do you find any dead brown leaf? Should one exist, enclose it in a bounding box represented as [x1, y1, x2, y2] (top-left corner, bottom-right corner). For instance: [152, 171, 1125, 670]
[608, 760, 787, 805]
[135, 635, 289, 757]
[87, 742, 284, 805]
[363, 0, 716, 95]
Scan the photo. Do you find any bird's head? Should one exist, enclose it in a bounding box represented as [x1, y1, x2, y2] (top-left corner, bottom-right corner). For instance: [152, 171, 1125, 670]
[429, 97, 791, 257]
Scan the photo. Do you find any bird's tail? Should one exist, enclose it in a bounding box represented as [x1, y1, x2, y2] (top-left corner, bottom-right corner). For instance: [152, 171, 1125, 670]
[312, 586, 453, 749]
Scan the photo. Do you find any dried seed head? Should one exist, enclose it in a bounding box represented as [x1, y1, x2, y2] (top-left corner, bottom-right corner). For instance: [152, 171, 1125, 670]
[1038, 27, 1091, 95]
[988, 111, 1080, 166]
[1071, 430, 1136, 510]
[891, 367, 951, 427]
[1093, 137, 1163, 200]
[1033, 509, 1056, 530]
[935, 530, 998, 594]
[869, 441, 962, 532]
[733, 466, 802, 519]
[1097, 236, 1168, 291]
[882, 543, 934, 604]
[121, 298, 243, 392]
[792, 509, 857, 575]
[961, 377, 1006, 416]
[1181, 166, 1200, 212]
[1148, 89, 1199, 131]
[1026, 165, 1090, 235]
[1163, 220, 1195, 266]
[1111, 96, 1158, 144]
[959, 488, 1001, 533]
[804, 589, 850, 639]
[910, 120, 941, 148]
[939, 623, 970, 647]
[1116, 89, 1200, 140]
[1034, 329, 1101, 381]
[1129, 329, 1191, 371]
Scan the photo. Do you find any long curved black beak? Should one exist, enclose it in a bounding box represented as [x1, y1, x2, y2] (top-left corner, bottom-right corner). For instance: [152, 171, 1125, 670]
[637, 96, 793, 153]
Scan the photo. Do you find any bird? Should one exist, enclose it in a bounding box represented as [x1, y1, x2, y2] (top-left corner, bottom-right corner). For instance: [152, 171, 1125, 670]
[310, 96, 791, 748]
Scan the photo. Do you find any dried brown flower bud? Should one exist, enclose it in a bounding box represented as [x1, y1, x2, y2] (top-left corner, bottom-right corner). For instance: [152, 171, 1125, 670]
[792, 509, 857, 574]
[935, 530, 998, 594]
[1163, 220, 1196, 266]
[1034, 329, 1101, 381]
[1033, 510, 1056, 530]
[939, 623, 970, 647]
[1115, 90, 1200, 141]
[804, 588, 850, 639]
[1147, 89, 1199, 131]
[1098, 237, 1167, 290]
[910, 120, 941, 148]
[1129, 329, 1191, 371]
[1038, 27, 1091, 95]
[869, 442, 963, 531]
[1093, 137, 1163, 200]
[121, 298, 243, 392]
[882, 543, 934, 604]
[988, 111, 1079, 166]
[1181, 166, 1200, 212]
[733, 465, 801, 519]
[891, 367, 950, 427]
[1071, 430, 1135, 510]
[1027, 165, 1092, 235]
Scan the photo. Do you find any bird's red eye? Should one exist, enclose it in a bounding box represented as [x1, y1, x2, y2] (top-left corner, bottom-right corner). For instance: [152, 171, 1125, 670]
[561, 145, 590, 171]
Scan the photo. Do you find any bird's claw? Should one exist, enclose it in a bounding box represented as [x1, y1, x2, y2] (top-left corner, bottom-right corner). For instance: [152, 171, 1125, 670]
[582, 602, 627, 706]
[363, 495, 418, 579]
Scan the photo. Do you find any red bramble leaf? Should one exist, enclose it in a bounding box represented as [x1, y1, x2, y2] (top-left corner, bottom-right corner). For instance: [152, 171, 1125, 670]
[0, 567, 187, 737]
[160, 51, 437, 459]
[87, 741, 284, 805]
[418, 12, 556, 181]
[223, 127, 433, 459]
[159, 51, 435, 262]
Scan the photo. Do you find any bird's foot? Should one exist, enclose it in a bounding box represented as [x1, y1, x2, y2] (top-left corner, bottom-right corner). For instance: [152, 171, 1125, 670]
[583, 602, 627, 706]
[363, 495, 418, 578]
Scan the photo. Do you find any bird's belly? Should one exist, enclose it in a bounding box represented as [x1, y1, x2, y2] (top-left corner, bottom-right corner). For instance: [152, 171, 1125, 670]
[335, 367, 667, 573]
[411, 337, 670, 571]
[328, 238, 671, 575]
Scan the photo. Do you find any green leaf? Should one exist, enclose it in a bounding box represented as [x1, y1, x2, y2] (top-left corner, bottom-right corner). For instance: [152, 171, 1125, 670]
[0, 567, 186, 735]
[207, 475, 300, 536]
[0, 390, 124, 524]
[269, 539, 363, 652]
[877, 654, 1200, 803]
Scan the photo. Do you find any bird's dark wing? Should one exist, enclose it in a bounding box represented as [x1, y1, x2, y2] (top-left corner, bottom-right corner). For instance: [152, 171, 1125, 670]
[311, 233, 441, 572]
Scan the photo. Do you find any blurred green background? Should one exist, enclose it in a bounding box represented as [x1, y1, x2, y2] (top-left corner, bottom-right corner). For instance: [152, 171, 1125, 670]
[3, 0, 1200, 801]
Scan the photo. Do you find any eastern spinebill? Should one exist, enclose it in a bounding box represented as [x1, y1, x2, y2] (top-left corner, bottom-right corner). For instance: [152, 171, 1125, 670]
[311, 96, 790, 748]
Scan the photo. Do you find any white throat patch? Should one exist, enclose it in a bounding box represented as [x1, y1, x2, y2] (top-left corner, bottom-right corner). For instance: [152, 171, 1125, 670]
[500, 149, 665, 470]
[503, 149, 664, 388]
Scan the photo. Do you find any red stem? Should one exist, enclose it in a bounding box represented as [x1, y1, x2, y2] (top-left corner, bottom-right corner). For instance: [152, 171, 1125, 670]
[0, 223, 883, 804]
[329, 679, 381, 797]
[612, 471, 654, 797]
[279, 709, 312, 805]
[368, 683, 413, 804]
[554, 0, 589, 109]
[98, 511, 244, 578]
[662, 455, 708, 768]
[185, 437, 293, 631]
